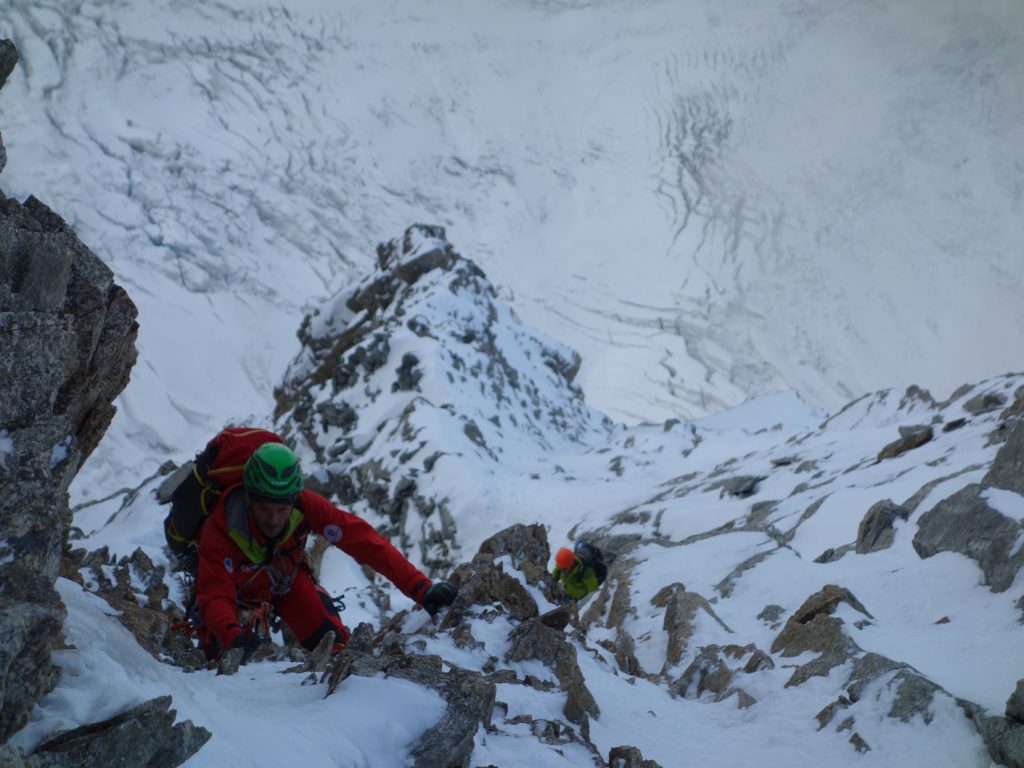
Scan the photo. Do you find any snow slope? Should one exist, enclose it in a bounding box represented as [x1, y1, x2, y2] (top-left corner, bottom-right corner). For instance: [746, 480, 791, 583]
[12, 232, 1022, 766]
[14, 369, 1020, 766]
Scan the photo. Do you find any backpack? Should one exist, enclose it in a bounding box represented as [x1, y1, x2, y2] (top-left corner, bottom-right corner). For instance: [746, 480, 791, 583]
[163, 427, 286, 552]
[574, 540, 607, 585]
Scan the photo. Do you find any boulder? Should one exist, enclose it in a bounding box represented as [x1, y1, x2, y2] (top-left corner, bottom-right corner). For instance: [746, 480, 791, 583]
[441, 551, 540, 627]
[757, 604, 785, 624]
[669, 646, 734, 700]
[476, 523, 553, 590]
[608, 745, 663, 768]
[771, 585, 871, 687]
[913, 484, 1024, 592]
[28, 695, 209, 768]
[984, 420, 1024, 496]
[855, 499, 911, 553]
[876, 425, 933, 462]
[814, 651, 952, 752]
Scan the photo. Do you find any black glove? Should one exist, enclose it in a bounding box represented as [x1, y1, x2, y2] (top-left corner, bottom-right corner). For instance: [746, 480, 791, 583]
[421, 581, 458, 617]
[230, 631, 263, 661]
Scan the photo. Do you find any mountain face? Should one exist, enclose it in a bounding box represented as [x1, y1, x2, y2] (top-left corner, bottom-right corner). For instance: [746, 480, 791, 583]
[275, 224, 610, 571]
[2, 0, 1023, 763]
[7, 222, 1022, 767]
[0, 191, 143, 750]
[1, 1, 1021, 503]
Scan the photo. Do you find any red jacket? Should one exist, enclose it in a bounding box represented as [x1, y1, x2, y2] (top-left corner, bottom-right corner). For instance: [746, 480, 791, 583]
[197, 487, 432, 649]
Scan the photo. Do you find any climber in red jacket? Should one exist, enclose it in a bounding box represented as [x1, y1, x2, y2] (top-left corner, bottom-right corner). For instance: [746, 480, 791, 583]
[195, 442, 456, 659]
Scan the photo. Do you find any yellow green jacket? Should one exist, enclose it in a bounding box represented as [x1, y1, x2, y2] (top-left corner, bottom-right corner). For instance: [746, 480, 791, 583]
[552, 561, 602, 599]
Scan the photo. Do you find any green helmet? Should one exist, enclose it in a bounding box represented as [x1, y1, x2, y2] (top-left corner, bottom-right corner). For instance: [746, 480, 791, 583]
[243, 443, 303, 501]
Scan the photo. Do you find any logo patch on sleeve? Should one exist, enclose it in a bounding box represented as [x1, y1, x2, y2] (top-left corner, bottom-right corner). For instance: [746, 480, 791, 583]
[223, 557, 234, 573]
[323, 524, 343, 543]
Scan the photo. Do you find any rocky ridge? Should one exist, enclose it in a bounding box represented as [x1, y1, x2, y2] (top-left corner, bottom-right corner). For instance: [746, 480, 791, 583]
[4, 212, 1024, 763]
[274, 224, 608, 572]
[264, 224, 1024, 765]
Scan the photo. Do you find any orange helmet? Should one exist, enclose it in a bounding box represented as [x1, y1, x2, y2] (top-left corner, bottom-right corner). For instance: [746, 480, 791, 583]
[555, 547, 576, 570]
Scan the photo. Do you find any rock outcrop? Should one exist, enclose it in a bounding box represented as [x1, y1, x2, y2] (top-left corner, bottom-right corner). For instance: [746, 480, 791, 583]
[913, 484, 1024, 593]
[876, 424, 933, 462]
[668, 643, 768, 708]
[650, 582, 732, 674]
[855, 499, 911, 553]
[274, 224, 606, 571]
[318, 524, 611, 764]
[5, 696, 210, 768]
[325, 639, 495, 768]
[961, 681, 1024, 768]
[607, 745, 664, 768]
[1, 170, 138, 746]
[771, 585, 872, 687]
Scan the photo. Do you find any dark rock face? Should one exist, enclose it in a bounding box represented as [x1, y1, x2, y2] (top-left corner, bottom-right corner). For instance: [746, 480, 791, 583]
[443, 549, 542, 626]
[506, 615, 599, 725]
[576, 543, 646, 676]
[757, 604, 785, 624]
[0, 570, 65, 742]
[0, 190, 138, 743]
[1001, 389, 1024, 423]
[1, 197, 138, 458]
[812, 650, 959, 756]
[670, 645, 735, 700]
[475, 523, 553, 590]
[855, 499, 911, 554]
[0, 39, 16, 176]
[913, 484, 1024, 592]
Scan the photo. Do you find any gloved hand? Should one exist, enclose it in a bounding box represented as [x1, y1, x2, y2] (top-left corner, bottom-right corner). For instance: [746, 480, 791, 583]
[421, 581, 458, 617]
[230, 631, 263, 661]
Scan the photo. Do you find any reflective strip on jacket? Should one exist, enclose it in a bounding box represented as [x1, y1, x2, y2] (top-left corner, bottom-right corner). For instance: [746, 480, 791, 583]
[552, 562, 601, 599]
